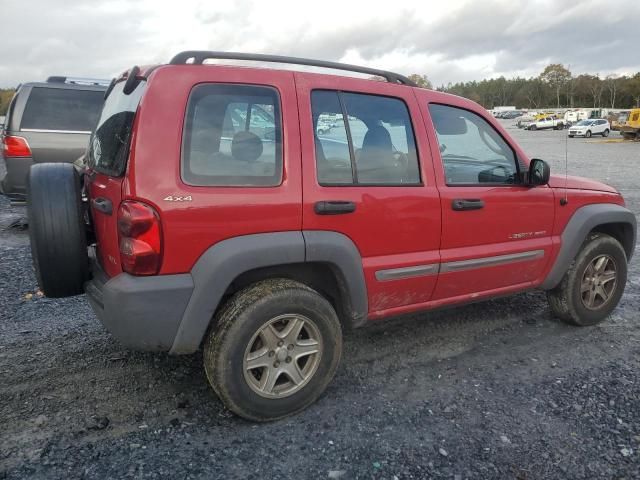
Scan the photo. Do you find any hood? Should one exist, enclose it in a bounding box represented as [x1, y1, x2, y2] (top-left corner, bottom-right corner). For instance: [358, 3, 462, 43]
[548, 174, 618, 193]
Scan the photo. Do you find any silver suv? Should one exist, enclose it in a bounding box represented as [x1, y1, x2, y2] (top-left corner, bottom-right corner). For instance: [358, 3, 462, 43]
[1, 77, 107, 203]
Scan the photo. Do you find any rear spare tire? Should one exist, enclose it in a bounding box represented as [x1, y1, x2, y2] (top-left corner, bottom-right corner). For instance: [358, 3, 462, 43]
[27, 163, 89, 297]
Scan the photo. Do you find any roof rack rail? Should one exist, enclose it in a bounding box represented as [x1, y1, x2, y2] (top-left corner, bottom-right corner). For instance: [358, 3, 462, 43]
[46, 76, 111, 87]
[169, 51, 417, 87]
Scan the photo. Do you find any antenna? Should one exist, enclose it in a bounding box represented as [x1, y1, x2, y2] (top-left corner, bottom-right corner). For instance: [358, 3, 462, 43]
[560, 124, 569, 206]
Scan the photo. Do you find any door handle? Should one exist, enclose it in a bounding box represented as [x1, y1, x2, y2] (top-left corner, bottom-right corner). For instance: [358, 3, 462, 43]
[314, 200, 356, 215]
[92, 197, 113, 215]
[452, 199, 484, 211]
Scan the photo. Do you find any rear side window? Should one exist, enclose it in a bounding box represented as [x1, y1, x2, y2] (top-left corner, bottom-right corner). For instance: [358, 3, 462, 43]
[87, 81, 145, 176]
[312, 90, 420, 185]
[182, 84, 282, 187]
[20, 87, 104, 132]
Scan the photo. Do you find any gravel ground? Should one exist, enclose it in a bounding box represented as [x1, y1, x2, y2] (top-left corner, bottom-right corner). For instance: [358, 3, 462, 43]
[1, 125, 639, 479]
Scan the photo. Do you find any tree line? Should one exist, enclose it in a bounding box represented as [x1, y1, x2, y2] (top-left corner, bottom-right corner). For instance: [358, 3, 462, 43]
[412, 65, 640, 110]
[0, 89, 15, 116]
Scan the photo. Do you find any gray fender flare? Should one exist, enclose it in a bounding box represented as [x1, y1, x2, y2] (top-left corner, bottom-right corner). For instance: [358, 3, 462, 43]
[170, 232, 305, 354]
[169, 231, 368, 354]
[303, 230, 368, 328]
[541, 203, 637, 290]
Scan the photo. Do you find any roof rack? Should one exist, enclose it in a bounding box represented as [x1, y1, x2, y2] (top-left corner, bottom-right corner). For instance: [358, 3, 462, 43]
[169, 51, 417, 87]
[46, 76, 111, 87]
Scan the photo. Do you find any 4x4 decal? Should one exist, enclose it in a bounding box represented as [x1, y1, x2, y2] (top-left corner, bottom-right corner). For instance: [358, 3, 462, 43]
[163, 195, 193, 202]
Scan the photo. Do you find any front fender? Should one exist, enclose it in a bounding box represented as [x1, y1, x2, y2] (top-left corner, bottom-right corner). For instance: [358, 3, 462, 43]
[541, 204, 637, 290]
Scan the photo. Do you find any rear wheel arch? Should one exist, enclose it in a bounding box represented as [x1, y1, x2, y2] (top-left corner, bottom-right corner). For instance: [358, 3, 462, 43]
[220, 262, 358, 332]
[169, 231, 368, 354]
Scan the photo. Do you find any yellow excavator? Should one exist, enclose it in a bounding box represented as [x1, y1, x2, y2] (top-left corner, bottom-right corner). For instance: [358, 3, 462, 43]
[620, 108, 640, 140]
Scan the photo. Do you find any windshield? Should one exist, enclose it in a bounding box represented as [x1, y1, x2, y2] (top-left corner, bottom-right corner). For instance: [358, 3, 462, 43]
[87, 80, 145, 176]
[575, 120, 593, 126]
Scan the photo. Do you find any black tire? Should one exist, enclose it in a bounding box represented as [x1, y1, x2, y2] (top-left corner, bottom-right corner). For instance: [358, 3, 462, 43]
[585, 130, 592, 138]
[568, 135, 574, 138]
[27, 163, 89, 297]
[204, 279, 343, 421]
[546, 233, 627, 326]
[602, 129, 609, 137]
[530, 124, 537, 131]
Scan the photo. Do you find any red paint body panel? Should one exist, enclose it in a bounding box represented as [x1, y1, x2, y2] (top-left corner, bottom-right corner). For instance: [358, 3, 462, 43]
[125, 66, 302, 274]
[548, 174, 619, 194]
[295, 72, 442, 313]
[85, 61, 628, 323]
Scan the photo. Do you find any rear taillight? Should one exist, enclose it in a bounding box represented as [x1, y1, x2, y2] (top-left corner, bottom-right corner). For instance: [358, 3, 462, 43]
[2, 135, 32, 157]
[117, 201, 162, 275]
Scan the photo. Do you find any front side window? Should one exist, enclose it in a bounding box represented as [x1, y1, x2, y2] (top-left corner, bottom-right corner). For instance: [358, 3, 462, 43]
[429, 104, 518, 186]
[312, 90, 420, 186]
[182, 84, 282, 187]
[21, 87, 104, 132]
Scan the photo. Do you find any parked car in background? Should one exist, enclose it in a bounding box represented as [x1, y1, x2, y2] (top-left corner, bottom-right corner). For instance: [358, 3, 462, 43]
[568, 119, 610, 138]
[0, 76, 107, 203]
[516, 115, 536, 129]
[499, 110, 522, 119]
[527, 116, 565, 130]
[316, 117, 333, 134]
[27, 51, 636, 422]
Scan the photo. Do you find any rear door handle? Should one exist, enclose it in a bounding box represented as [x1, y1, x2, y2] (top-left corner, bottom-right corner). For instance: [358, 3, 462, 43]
[452, 198, 484, 211]
[92, 197, 113, 215]
[314, 200, 356, 215]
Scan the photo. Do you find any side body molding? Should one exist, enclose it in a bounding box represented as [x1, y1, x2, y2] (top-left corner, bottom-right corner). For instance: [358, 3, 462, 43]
[303, 230, 368, 328]
[170, 232, 306, 354]
[541, 203, 637, 290]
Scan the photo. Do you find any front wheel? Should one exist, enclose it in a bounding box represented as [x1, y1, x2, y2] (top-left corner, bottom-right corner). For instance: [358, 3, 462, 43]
[547, 233, 627, 326]
[203, 279, 342, 421]
[585, 130, 592, 138]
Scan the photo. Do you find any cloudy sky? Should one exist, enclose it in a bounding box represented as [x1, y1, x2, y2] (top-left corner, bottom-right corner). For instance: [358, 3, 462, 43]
[1, 0, 639, 88]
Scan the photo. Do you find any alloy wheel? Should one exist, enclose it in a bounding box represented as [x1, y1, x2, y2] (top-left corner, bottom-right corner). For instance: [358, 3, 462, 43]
[580, 254, 618, 310]
[243, 314, 323, 398]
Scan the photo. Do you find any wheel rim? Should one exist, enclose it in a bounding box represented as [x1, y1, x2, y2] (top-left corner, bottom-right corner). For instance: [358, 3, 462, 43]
[580, 254, 618, 310]
[243, 314, 323, 398]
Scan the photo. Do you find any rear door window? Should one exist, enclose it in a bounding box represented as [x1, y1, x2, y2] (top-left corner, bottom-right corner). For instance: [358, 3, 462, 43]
[311, 90, 420, 185]
[87, 81, 145, 176]
[182, 84, 282, 187]
[20, 87, 104, 132]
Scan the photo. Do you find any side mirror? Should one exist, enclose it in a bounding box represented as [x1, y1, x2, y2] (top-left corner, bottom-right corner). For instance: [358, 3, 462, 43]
[528, 158, 550, 186]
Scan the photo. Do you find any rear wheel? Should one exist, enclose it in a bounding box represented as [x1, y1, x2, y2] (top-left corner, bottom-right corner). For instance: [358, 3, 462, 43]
[203, 279, 342, 421]
[27, 163, 89, 297]
[602, 129, 609, 137]
[530, 124, 537, 131]
[547, 233, 627, 326]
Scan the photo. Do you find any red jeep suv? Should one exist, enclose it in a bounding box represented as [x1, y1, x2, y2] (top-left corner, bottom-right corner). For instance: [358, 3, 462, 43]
[28, 51, 636, 421]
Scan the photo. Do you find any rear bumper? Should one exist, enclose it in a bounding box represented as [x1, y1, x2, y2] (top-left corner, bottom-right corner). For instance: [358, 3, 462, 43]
[1, 156, 32, 201]
[85, 267, 194, 352]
